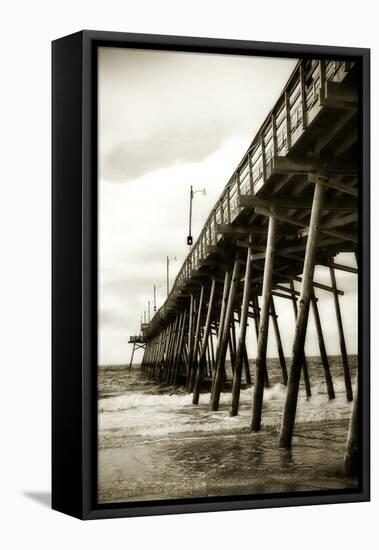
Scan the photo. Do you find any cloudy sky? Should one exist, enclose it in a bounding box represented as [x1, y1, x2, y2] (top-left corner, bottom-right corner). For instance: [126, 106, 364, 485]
[98, 47, 357, 365]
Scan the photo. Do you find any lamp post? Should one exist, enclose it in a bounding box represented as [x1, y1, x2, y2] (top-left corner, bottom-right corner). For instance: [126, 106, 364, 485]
[166, 256, 177, 297]
[188, 185, 206, 246]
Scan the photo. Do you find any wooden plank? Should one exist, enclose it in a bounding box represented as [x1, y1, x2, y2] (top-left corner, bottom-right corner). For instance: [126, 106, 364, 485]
[289, 275, 344, 296]
[272, 156, 358, 177]
[272, 290, 296, 301]
[309, 173, 358, 197]
[321, 261, 358, 275]
[216, 224, 266, 236]
[255, 207, 358, 244]
[324, 80, 358, 109]
[273, 284, 300, 296]
[238, 194, 357, 211]
[251, 238, 341, 261]
[314, 108, 357, 155]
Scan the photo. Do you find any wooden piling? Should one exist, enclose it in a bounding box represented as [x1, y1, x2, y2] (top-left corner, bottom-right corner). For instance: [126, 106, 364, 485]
[172, 309, 188, 385]
[188, 285, 205, 393]
[243, 344, 252, 385]
[129, 343, 135, 370]
[193, 277, 217, 404]
[344, 376, 359, 475]
[289, 280, 312, 398]
[209, 324, 215, 373]
[211, 257, 242, 411]
[168, 311, 183, 384]
[251, 215, 277, 431]
[211, 270, 232, 397]
[164, 318, 178, 383]
[311, 291, 335, 399]
[230, 238, 253, 416]
[269, 295, 288, 385]
[230, 315, 237, 372]
[252, 295, 270, 387]
[279, 180, 325, 448]
[185, 294, 195, 390]
[329, 266, 353, 402]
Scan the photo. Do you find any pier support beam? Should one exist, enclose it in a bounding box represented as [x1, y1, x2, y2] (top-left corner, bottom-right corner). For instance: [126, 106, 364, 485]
[211, 269, 232, 397]
[193, 277, 217, 404]
[289, 280, 311, 398]
[188, 285, 205, 393]
[185, 295, 195, 390]
[129, 343, 136, 370]
[330, 266, 353, 402]
[230, 237, 253, 416]
[211, 257, 242, 411]
[243, 344, 252, 385]
[251, 215, 277, 431]
[170, 310, 186, 385]
[344, 376, 359, 475]
[311, 291, 335, 399]
[270, 295, 288, 385]
[279, 181, 325, 448]
[252, 295, 270, 387]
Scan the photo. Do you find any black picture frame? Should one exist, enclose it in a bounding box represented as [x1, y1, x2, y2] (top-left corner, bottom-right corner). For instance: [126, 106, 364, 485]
[52, 30, 370, 520]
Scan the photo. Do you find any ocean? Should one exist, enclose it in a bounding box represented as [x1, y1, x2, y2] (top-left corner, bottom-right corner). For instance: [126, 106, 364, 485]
[98, 356, 358, 503]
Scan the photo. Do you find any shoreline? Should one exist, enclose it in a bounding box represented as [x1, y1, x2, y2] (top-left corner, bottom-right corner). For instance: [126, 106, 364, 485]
[98, 418, 357, 504]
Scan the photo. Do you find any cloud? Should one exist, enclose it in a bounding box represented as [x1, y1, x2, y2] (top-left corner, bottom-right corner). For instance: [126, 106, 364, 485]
[101, 120, 229, 182]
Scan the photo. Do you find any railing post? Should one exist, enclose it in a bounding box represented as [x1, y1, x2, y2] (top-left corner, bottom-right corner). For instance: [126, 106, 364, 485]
[213, 211, 217, 244]
[285, 91, 292, 151]
[319, 59, 326, 103]
[299, 62, 307, 130]
[236, 171, 241, 199]
[271, 113, 278, 158]
[260, 135, 267, 184]
[248, 152, 254, 195]
[226, 187, 231, 223]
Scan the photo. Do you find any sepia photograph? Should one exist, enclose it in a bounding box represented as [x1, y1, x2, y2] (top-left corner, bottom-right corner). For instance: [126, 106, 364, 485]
[97, 47, 360, 504]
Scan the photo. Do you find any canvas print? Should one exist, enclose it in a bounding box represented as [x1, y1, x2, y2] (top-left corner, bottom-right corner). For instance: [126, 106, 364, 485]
[97, 47, 359, 504]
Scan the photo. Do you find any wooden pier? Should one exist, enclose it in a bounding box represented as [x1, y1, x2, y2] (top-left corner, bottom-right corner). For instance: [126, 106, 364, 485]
[133, 59, 359, 475]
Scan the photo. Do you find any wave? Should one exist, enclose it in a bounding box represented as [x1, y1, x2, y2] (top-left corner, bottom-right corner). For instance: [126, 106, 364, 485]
[99, 377, 352, 414]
